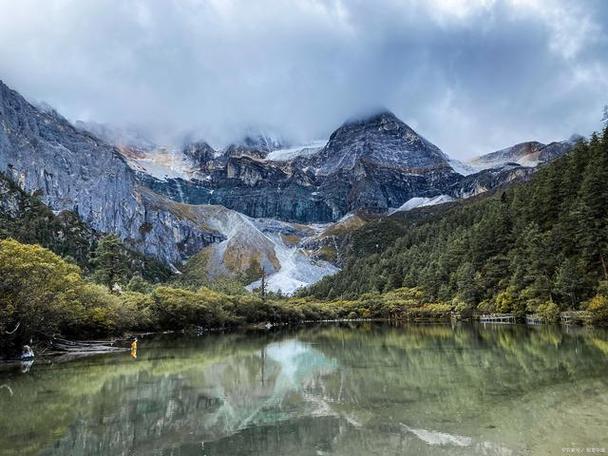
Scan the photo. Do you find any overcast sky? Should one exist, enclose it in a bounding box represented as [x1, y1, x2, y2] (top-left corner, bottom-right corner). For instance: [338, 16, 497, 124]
[0, 0, 607, 158]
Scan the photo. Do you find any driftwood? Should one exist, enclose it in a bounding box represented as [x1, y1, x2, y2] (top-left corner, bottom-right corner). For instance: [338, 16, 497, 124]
[3, 321, 20, 335]
[51, 337, 127, 354]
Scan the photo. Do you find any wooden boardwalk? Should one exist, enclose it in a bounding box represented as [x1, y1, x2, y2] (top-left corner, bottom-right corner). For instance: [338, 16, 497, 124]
[479, 313, 516, 324]
[474, 311, 591, 326]
[526, 314, 543, 325]
[560, 311, 589, 326]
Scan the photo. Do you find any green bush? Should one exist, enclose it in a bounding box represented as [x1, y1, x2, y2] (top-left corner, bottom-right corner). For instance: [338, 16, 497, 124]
[151, 286, 233, 330]
[537, 301, 560, 323]
[0, 239, 160, 352]
[586, 294, 608, 324]
[0, 239, 85, 350]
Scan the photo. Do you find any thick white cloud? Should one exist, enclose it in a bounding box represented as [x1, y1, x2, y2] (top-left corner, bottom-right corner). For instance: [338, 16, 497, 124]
[0, 0, 606, 157]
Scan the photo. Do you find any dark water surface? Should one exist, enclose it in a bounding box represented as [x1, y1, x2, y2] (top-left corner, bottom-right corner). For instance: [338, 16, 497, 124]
[1, 323, 607, 455]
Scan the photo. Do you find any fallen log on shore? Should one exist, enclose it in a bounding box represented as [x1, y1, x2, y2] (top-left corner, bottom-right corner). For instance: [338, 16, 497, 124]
[51, 337, 128, 354]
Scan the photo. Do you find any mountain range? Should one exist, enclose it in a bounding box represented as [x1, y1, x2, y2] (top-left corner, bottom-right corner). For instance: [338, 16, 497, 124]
[0, 80, 577, 293]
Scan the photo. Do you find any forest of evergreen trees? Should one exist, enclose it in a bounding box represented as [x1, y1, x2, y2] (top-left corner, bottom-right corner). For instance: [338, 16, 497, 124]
[0, 173, 172, 283]
[3, 129, 608, 355]
[306, 128, 608, 318]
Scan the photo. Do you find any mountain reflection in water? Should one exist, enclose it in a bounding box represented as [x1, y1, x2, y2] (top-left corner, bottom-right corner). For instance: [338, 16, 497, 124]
[0, 323, 607, 456]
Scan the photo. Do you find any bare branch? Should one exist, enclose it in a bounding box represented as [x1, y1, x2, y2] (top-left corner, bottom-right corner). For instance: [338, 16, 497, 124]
[4, 321, 20, 335]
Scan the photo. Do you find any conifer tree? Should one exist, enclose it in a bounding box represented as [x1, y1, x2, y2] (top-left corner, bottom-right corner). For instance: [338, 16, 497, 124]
[91, 235, 130, 290]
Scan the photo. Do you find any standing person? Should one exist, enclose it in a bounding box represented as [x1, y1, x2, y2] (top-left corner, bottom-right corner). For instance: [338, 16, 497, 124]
[20, 345, 34, 360]
[130, 338, 138, 359]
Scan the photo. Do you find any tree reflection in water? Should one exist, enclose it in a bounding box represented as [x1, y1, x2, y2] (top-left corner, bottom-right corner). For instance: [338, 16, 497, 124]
[0, 323, 607, 456]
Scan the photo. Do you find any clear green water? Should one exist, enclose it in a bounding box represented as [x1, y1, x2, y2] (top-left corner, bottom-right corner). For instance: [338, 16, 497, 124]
[1, 323, 608, 456]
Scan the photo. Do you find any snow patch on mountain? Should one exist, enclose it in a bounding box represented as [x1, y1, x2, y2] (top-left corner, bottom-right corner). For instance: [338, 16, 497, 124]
[389, 195, 455, 214]
[174, 204, 339, 295]
[265, 140, 327, 161]
[126, 148, 196, 181]
[246, 233, 339, 295]
[336, 212, 358, 223]
[448, 159, 477, 176]
[468, 155, 539, 171]
[467, 142, 544, 172]
[516, 156, 540, 167]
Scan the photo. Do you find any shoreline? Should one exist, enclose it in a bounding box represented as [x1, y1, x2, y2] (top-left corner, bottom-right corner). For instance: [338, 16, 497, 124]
[2, 315, 603, 364]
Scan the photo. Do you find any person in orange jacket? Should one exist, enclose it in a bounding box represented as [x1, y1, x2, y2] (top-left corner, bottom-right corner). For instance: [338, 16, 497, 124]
[130, 337, 138, 359]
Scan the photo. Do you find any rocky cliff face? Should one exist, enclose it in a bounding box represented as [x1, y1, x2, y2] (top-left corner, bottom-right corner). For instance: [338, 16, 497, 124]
[0, 78, 578, 291]
[0, 174, 20, 218]
[130, 111, 462, 222]
[455, 138, 577, 198]
[0, 80, 221, 265]
[467, 139, 575, 171]
[308, 111, 451, 174]
[88, 110, 575, 226]
[451, 164, 536, 199]
[0, 172, 97, 265]
[135, 188, 339, 294]
[183, 141, 216, 170]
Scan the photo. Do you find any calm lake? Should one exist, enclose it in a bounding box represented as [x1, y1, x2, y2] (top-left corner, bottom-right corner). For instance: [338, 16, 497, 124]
[1, 323, 607, 456]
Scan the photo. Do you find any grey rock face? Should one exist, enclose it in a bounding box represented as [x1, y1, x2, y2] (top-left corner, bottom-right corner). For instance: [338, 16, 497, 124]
[468, 139, 575, 170]
[224, 144, 268, 161]
[451, 164, 536, 199]
[216, 133, 287, 161]
[238, 132, 286, 155]
[88, 109, 559, 225]
[0, 175, 20, 217]
[0, 80, 220, 264]
[308, 111, 451, 175]
[469, 141, 545, 169]
[455, 138, 577, 198]
[183, 141, 216, 170]
[140, 111, 460, 222]
[1, 78, 578, 272]
[538, 140, 576, 163]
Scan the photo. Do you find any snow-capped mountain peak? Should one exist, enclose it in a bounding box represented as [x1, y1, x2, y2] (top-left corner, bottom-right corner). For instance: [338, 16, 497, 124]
[310, 110, 454, 176]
